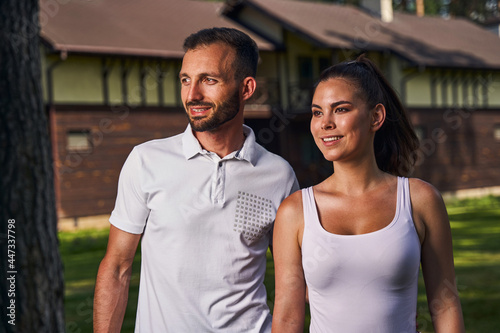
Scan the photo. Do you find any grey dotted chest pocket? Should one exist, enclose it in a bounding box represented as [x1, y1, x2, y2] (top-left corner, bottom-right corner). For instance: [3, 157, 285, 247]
[234, 191, 274, 242]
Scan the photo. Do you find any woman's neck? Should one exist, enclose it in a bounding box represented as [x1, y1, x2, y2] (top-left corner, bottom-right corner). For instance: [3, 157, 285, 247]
[324, 158, 391, 195]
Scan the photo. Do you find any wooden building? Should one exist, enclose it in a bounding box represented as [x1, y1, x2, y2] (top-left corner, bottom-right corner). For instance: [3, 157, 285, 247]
[39, 0, 500, 220]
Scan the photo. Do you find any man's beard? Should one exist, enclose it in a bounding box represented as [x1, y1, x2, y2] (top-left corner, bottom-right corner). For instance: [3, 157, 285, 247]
[186, 90, 240, 132]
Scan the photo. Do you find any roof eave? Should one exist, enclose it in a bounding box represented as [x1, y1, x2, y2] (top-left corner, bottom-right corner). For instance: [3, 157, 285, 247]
[40, 33, 184, 59]
[223, 0, 329, 49]
[418, 63, 500, 71]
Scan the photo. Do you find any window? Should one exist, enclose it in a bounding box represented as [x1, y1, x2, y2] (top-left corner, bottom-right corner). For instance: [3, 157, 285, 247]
[414, 125, 426, 142]
[298, 56, 314, 89]
[494, 125, 500, 141]
[319, 57, 330, 73]
[66, 130, 91, 151]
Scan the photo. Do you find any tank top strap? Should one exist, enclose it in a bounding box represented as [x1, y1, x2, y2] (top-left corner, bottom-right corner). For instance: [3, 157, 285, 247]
[301, 187, 316, 230]
[397, 177, 413, 217]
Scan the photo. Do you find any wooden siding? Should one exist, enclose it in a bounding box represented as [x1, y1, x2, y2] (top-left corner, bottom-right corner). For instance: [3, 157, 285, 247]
[410, 108, 500, 191]
[52, 105, 188, 218]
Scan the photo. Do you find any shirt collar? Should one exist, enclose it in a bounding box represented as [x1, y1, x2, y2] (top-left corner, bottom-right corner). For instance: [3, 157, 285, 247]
[182, 124, 204, 160]
[237, 125, 258, 166]
[182, 124, 259, 166]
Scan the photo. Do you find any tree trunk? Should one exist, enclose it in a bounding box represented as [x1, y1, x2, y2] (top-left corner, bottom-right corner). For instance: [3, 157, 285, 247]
[0, 1, 65, 332]
[416, 0, 425, 16]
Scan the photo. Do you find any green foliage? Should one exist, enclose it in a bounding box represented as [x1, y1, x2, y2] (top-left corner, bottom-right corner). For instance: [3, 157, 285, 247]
[395, 0, 499, 21]
[423, 0, 441, 15]
[192, 0, 499, 22]
[448, 0, 499, 21]
[61, 196, 500, 332]
[282, 0, 499, 21]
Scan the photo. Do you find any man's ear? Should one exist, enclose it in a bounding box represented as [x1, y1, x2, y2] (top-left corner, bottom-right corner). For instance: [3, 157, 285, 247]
[371, 103, 386, 132]
[241, 77, 257, 101]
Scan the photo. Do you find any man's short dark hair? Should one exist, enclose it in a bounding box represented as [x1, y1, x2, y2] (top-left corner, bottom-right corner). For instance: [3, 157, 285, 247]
[183, 27, 259, 80]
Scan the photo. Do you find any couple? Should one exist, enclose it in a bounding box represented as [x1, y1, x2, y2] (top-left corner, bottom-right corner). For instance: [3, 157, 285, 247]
[94, 27, 465, 332]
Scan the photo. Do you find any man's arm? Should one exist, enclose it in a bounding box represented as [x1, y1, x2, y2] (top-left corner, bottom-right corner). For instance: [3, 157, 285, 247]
[94, 225, 142, 333]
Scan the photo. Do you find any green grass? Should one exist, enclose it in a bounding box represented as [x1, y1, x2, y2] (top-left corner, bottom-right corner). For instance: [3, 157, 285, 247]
[61, 195, 500, 332]
[61, 229, 141, 333]
[439, 195, 500, 333]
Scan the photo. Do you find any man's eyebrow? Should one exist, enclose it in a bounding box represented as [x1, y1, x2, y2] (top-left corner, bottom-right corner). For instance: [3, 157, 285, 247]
[179, 72, 222, 79]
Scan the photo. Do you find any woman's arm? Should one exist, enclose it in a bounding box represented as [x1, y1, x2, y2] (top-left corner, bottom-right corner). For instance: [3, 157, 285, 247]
[410, 179, 465, 333]
[272, 191, 307, 333]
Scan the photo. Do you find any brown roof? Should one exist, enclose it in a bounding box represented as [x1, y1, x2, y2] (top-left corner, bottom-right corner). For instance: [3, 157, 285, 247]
[227, 0, 500, 70]
[40, 0, 275, 58]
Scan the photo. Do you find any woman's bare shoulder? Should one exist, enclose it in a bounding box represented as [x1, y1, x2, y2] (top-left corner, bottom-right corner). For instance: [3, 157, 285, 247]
[408, 178, 444, 207]
[408, 178, 448, 227]
[277, 189, 304, 218]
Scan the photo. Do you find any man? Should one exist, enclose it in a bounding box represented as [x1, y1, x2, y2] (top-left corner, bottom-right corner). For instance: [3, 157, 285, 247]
[93, 27, 298, 332]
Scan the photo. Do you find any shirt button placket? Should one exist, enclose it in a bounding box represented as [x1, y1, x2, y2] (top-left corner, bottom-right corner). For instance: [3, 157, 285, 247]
[214, 161, 225, 205]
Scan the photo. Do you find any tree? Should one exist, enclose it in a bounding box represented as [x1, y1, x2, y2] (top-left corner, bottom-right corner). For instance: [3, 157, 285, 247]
[293, 0, 499, 21]
[0, 0, 65, 332]
[393, 0, 441, 15]
[393, 0, 499, 21]
[447, 0, 499, 21]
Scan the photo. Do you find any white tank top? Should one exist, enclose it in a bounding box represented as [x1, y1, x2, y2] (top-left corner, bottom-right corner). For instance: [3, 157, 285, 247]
[301, 177, 421, 333]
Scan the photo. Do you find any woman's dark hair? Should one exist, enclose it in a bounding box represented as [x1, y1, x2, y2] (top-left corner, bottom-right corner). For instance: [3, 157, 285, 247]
[316, 54, 419, 176]
[183, 27, 259, 81]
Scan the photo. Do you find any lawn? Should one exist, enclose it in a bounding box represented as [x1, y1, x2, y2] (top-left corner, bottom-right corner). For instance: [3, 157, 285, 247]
[61, 195, 500, 332]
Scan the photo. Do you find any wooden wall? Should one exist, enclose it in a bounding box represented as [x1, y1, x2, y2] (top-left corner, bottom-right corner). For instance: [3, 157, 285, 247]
[51, 105, 188, 218]
[410, 108, 500, 192]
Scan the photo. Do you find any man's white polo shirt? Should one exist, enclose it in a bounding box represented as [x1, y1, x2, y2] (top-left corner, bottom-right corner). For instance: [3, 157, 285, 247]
[110, 124, 299, 332]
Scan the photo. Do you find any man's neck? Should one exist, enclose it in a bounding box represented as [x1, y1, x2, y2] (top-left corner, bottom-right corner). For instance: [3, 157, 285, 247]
[193, 122, 246, 158]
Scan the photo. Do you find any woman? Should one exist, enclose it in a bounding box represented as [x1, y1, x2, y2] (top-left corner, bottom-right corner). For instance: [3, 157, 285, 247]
[272, 56, 465, 333]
